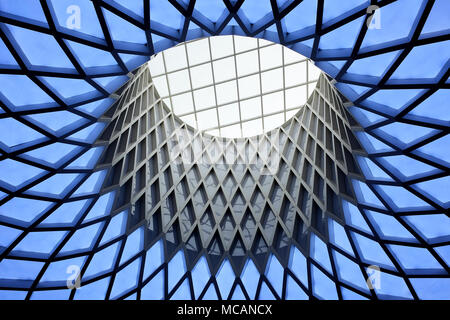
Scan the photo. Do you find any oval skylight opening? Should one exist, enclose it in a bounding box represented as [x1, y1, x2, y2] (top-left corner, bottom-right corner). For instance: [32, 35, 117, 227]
[148, 35, 321, 138]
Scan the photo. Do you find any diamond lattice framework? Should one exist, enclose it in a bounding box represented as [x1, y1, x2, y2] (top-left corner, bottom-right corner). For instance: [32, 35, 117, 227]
[97, 69, 362, 276]
[0, 0, 449, 300]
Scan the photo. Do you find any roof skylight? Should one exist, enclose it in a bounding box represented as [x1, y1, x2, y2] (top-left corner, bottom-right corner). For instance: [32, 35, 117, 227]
[148, 35, 321, 138]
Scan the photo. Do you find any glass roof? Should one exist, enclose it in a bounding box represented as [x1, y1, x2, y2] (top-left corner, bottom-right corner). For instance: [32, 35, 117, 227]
[0, 0, 448, 301]
[148, 35, 320, 138]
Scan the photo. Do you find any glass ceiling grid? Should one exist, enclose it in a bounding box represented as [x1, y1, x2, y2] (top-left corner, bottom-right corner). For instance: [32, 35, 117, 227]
[148, 35, 320, 138]
[152, 58, 313, 101]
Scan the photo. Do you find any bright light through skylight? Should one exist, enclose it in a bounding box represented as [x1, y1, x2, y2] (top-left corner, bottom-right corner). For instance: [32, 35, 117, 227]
[148, 35, 321, 138]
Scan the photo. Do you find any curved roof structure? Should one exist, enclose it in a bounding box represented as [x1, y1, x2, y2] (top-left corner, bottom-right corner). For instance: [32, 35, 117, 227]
[0, 0, 449, 300]
[148, 35, 321, 138]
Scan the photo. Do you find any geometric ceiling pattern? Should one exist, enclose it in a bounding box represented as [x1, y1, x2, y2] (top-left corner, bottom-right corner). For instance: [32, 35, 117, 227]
[0, 0, 449, 300]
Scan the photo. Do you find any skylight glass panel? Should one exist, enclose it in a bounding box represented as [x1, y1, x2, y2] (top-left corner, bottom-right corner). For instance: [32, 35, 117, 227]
[163, 45, 188, 72]
[0, 38, 18, 67]
[0, 159, 47, 191]
[167, 69, 190, 95]
[172, 93, 194, 114]
[0, 74, 54, 109]
[389, 40, 450, 81]
[210, 36, 234, 60]
[236, 51, 259, 76]
[264, 113, 285, 132]
[420, 0, 450, 38]
[190, 63, 213, 89]
[308, 61, 321, 81]
[216, 80, 238, 105]
[7, 24, 75, 70]
[234, 36, 258, 53]
[0, 0, 47, 23]
[39, 77, 98, 103]
[186, 38, 211, 65]
[406, 89, 450, 126]
[240, 98, 262, 120]
[150, 0, 184, 30]
[48, 0, 104, 38]
[40, 199, 90, 227]
[194, 0, 226, 23]
[285, 109, 297, 119]
[197, 108, 218, 130]
[152, 76, 169, 97]
[281, 0, 317, 34]
[180, 114, 196, 127]
[26, 111, 87, 136]
[0, 117, 47, 152]
[319, 16, 365, 52]
[103, 9, 146, 45]
[242, 119, 264, 138]
[285, 86, 307, 109]
[261, 69, 284, 93]
[220, 124, 241, 138]
[285, 62, 307, 86]
[213, 57, 236, 82]
[163, 98, 171, 109]
[193, 86, 216, 110]
[238, 74, 260, 99]
[240, 0, 273, 24]
[410, 278, 450, 300]
[259, 44, 283, 70]
[0, 197, 54, 227]
[263, 92, 284, 114]
[322, 0, 369, 25]
[148, 53, 165, 76]
[218, 103, 240, 126]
